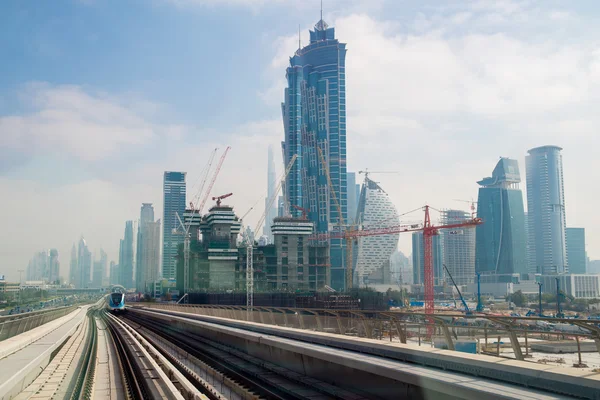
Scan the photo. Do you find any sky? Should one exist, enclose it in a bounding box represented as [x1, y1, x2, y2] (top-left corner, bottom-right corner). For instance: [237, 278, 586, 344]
[1, 0, 599, 281]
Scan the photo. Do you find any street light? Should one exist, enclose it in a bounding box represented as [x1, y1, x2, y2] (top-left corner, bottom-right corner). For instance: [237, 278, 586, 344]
[17, 269, 24, 307]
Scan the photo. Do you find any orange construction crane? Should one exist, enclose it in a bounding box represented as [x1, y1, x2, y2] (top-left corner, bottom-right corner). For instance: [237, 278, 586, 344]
[311, 205, 482, 334]
[212, 192, 233, 207]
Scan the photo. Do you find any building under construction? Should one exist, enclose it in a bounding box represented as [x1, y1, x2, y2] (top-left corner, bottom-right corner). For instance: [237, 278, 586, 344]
[176, 207, 329, 294]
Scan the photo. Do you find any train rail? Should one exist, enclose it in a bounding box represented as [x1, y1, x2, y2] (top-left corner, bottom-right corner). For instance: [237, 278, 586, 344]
[122, 310, 366, 400]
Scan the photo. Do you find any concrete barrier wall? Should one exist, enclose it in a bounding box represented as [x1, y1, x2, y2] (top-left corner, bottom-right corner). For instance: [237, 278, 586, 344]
[0, 306, 76, 341]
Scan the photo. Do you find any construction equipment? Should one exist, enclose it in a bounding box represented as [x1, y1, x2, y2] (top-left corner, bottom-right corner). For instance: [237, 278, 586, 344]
[316, 146, 354, 291]
[291, 205, 309, 219]
[476, 273, 484, 312]
[443, 263, 471, 315]
[358, 169, 400, 179]
[212, 192, 233, 207]
[196, 146, 231, 215]
[245, 154, 298, 313]
[453, 199, 477, 218]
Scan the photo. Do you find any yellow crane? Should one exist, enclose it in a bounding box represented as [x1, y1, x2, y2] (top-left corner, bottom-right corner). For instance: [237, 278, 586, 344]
[316, 147, 354, 290]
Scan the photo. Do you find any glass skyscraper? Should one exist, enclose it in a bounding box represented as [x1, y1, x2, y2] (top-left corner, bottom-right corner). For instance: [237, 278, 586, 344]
[163, 171, 186, 281]
[475, 158, 528, 275]
[566, 227, 586, 274]
[442, 210, 476, 285]
[412, 232, 443, 286]
[281, 17, 347, 290]
[526, 146, 567, 274]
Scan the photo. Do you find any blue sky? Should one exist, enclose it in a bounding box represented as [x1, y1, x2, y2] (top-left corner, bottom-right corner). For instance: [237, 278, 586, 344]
[1, 0, 599, 280]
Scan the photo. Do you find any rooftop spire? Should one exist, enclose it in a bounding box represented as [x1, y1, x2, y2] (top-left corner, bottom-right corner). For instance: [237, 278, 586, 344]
[314, 0, 328, 31]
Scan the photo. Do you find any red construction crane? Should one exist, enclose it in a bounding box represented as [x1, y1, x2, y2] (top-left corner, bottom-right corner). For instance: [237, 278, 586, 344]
[212, 192, 233, 207]
[196, 146, 231, 213]
[310, 205, 482, 331]
[291, 205, 309, 219]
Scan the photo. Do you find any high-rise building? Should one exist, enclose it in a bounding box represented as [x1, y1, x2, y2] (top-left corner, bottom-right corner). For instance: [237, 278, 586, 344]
[282, 16, 347, 290]
[119, 221, 134, 289]
[263, 145, 278, 243]
[354, 177, 399, 286]
[475, 158, 527, 275]
[526, 145, 567, 274]
[137, 203, 161, 296]
[442, 210, 476, 285]
[347, 172, 358, 224]
[566, 228, 586, 274]
[48, 249, 59, 284]
[163, 171, 186, 280]
[277, 196, 285, 217]
[109, 261, 118, 285]
[92, 248, 107, 288]
[77, 237, 92, 288]
[69, 244, 77, 286]
[412, 232, 443, 286]
[390, 250, 412, 285]
[524, 212, 536, 273]
[27, 251, 49, 281]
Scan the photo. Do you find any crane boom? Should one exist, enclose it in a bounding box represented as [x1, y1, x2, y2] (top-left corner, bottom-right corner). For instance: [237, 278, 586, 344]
[197, 146, 231, 214]
[189, 148, 218, 211]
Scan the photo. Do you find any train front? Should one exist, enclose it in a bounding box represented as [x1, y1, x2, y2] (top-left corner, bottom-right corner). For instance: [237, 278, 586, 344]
[107, 292, 125, 312]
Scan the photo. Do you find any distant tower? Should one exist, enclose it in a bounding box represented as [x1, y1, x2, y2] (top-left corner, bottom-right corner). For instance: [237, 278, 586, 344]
[475, 158, 527, 275]
[119, 221, 134, 289]
[140, 203, 154, 225]
[77, 237, 92, 288]
[263, 145, 277, 242]
[69, 244, 77, 286]
[163, 172, 186, 281]
[526, 146, 567, 274]
[442, 210, 476, 285]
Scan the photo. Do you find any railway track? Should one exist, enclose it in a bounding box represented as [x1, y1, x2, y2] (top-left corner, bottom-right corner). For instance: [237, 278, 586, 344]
[122, 310, 367, 400]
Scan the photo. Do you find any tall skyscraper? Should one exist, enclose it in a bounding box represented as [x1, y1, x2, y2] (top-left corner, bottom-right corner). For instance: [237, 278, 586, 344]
[347, 172, 359, 224]
[263, 145, 278, 242]
[48, 249, 59, 284]
[524, 212, 536, 273]
[163, 171, 186, 280]
[109, 261, 118, 285]
[136, 203, 161, 294]
[92, 249, 107, 288]
[412, 232, 443, 286]
[354, 177, 399, 286]
[475, 158, 527, 275]
[282, 16, 348, 290]
[566, 228, 586, 274]
[526, 145, 567, 274]
[69, 244, 77, 286]
[119, 221, 134, 288]
[442, 210, 476, 285]
[77, 237, 92, 288]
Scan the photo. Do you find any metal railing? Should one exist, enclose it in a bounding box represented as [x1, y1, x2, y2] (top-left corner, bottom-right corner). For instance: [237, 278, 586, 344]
[0, 306, 77, 341]
[136, 303, 600, 362]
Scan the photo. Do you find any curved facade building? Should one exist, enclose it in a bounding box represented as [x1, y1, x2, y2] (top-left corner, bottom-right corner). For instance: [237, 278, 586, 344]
[476, 158, 528, 275]
[354, 177, 399, 286]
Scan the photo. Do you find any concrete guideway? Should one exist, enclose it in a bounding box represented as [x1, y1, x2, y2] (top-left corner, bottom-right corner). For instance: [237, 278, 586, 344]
[0, 305, 90, 399]
[0, 306, 78, 342]
[135, 307, 600, 400]
[103, 312, 206, 400]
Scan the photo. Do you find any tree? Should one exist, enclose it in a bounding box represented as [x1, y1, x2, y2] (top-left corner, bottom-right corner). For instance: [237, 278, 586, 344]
[507, 290, 526, 307]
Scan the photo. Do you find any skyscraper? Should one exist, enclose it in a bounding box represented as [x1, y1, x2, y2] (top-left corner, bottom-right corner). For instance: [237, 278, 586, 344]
[526, 145, 567, 274]
[109, 261, 118, 285]
[347, 172, 359, 224]
[92, 248, 107, 288]
[282, 15, 348, 290]
[69, 244, 77, 286]
[136, 203, 161, 295]
[475, 158, 527, 275]
[354, 177, 399, 286]
[119, 221, 134, 288]
[412, 232, 443, 286]
[48, 249, 59, 284]
[566, 228, 586, 274]
[77, 237, 92, 288]
[163, 171, 186, 280]
[263, 145, 277, 242]
[442, 210, 476, 285]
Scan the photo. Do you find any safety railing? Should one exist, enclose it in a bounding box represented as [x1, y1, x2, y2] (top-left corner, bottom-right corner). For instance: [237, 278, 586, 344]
[0, 306, 77, 341]
[136, 302, 600, 363]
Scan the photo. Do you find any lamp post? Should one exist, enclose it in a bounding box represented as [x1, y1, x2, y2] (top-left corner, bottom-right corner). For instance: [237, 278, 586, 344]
[536, 281, 543, 316]
[17, 269, 24, 307]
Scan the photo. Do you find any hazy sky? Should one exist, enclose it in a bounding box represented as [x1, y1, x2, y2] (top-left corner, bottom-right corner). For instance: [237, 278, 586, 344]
[1, 0, 599, 281]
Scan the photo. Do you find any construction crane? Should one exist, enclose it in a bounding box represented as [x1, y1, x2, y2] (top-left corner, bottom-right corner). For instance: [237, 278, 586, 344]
[358, 169, 400, 180]
[212, 192, 233, 207]
[443, 263, 471, 315]
[245, 154, 298, 313]
[189, 148, 218, 211]
[196, 146, 231, 214]
[311, 205, 482, 333]
[291, 205, 309, 219]
[453, 199, 477, 218]
[316, 146, 354, 291]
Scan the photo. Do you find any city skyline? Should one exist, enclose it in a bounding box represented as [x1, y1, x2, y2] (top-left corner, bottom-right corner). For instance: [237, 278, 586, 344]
[1, 1, 599, 280]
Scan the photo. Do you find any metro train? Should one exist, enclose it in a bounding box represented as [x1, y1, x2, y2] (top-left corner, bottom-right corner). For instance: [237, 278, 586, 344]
[106, 292, 125, 312]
